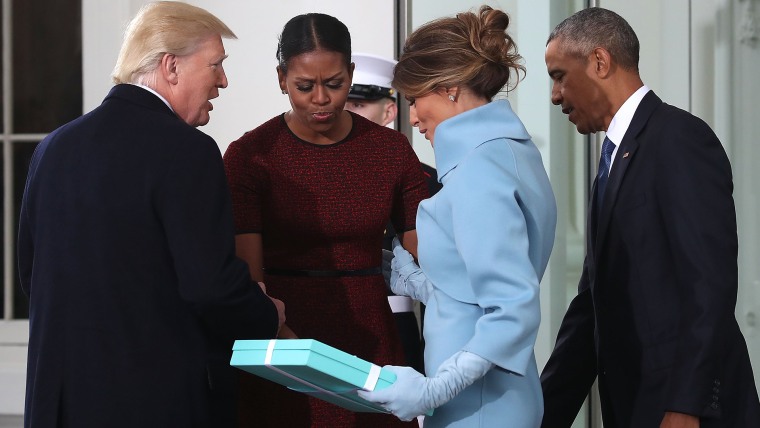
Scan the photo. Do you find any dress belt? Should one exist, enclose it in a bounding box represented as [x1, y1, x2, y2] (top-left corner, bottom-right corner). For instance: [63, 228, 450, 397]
[264, 267, 382, 277]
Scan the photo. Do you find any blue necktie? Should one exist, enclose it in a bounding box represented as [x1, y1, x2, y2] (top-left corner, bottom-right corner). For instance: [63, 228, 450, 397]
[596, 137, 615, 208]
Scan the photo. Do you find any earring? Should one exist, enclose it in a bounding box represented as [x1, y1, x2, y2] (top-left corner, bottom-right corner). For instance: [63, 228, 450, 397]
[448, 94, 455, 102]
[281, 90, 287, 95]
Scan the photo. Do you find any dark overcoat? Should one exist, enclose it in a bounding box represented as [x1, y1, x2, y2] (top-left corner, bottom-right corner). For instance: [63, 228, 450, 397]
[18, 84, 278, 427]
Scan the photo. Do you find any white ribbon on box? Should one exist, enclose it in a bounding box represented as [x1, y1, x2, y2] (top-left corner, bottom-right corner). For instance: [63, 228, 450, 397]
[263, 339, 385, 412]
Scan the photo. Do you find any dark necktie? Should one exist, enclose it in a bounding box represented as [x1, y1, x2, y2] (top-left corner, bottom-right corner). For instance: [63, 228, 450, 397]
[596, 137, 615, 208]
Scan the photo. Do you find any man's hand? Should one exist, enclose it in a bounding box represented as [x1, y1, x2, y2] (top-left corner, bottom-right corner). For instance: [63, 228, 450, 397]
[661, 411, 699, 428]
[269, 296, 286, 331]
[277, 324, 298, 339]
[258, 282, 287, 335]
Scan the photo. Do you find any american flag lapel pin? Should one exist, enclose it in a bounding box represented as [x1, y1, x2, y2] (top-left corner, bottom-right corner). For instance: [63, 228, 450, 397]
[623, 152, 630, 158]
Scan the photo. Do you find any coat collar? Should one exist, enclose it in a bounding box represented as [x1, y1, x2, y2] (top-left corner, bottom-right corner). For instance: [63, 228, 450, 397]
[433, 99, 531, 183]
[104, 84, 178, 118]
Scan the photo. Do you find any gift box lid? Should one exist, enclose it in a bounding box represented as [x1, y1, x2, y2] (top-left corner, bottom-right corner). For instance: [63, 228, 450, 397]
[231, 339, 395, 413]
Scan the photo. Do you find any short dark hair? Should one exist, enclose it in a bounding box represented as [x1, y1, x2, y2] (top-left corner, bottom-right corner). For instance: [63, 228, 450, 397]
[547, 7, 639, 72]
[276, 13, 351, 74]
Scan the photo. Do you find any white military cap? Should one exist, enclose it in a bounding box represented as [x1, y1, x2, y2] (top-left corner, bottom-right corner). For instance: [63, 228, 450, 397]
[349, 53, 397, 100]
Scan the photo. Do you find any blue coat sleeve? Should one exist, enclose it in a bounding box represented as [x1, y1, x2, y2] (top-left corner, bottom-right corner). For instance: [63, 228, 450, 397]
[448, 140, 542, 376]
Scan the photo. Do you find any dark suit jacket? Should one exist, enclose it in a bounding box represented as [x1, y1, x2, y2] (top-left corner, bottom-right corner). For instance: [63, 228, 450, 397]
[541, 91, 760, 427]
[17, 84, 278, 428]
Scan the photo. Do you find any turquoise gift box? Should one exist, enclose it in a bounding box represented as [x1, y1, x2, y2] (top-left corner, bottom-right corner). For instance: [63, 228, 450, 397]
[230, 339, 395, 413]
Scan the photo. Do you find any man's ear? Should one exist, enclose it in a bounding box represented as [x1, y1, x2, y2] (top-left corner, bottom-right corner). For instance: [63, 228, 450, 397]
[382, 100, 398, 126]
[161, 53, 179, 85]
[592, 47, 612, 78]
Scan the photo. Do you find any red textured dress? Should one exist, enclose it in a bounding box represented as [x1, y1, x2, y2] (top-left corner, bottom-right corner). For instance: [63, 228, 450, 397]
[224, 112, 427, 428]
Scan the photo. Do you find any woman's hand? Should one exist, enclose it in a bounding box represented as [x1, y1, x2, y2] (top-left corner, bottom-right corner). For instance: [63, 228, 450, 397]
[358, 365, 432, 421]
[389, 238, 433, 304]
[358, 351, 493, 421]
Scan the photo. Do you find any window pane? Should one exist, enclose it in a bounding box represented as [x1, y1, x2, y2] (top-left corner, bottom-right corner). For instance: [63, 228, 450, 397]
[0, 141, 37, 319]
[12, 141, 37, 319]
[1, 3, 4, 132]
[13, 0, 82, 133]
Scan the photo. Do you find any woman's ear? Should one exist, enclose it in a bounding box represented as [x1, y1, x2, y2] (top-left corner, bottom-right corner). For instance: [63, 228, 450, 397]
[276, 66, 287, 94]
[444, 86, 459, 102]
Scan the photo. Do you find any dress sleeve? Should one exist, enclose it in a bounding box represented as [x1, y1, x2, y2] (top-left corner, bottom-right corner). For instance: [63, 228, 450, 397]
[390, 137, 428, 233]
[223, 136, 265, 234]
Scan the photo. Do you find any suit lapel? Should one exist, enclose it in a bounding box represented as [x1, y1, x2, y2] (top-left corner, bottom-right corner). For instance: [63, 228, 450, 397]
[595, 91, 663, 252]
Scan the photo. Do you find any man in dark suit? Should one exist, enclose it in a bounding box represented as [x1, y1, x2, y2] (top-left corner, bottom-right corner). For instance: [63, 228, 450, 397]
[541, 7, 760, 428]
[17, 2, 285, 427]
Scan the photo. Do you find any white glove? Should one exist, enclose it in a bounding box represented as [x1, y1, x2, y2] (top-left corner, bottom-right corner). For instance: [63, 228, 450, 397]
[358, 351, 493, 421]
[389, 238, 434, 304]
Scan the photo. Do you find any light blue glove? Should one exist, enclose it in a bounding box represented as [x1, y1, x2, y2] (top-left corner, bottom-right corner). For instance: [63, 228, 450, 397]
[389, 237, 434, 305]
[358, 351, 494, 421]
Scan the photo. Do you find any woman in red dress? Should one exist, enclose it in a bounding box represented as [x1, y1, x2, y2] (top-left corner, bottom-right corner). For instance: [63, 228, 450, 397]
[223, 12, 427, 428]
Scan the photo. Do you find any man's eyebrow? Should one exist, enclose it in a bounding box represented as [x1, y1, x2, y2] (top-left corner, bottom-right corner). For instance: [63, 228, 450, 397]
[212, 54, 229, 64]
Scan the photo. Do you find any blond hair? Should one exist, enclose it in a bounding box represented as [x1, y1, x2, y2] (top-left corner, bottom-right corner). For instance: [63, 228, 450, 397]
[111, 1, 236, 85]
[394, 5, 524, 101]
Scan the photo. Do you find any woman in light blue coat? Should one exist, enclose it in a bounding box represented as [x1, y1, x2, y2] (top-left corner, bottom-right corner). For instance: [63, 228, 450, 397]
[359, 6, 557, 427]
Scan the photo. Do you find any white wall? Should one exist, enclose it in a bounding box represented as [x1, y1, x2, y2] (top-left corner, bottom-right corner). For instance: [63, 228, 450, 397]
[0, 322, 27, 424]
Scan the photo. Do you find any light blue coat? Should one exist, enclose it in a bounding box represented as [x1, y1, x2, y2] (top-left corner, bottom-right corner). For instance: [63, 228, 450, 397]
[418, 100, 556, 427]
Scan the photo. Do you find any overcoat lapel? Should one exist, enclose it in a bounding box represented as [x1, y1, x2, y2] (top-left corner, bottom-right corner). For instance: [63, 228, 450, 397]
[595, 91, 662, 251]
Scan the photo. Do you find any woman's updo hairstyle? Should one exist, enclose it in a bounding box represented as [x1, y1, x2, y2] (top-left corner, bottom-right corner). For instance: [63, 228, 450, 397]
[393, 5, 524, 101]
[276, 13, 351, 75]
